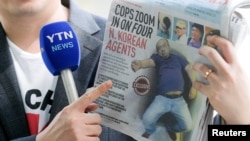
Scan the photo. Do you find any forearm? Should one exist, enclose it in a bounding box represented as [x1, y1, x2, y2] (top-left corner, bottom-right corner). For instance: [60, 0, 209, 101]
[139, 59, 155, 69]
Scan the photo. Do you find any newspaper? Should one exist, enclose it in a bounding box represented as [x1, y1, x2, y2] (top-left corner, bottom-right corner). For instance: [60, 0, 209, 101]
[93, 0, 250, 141]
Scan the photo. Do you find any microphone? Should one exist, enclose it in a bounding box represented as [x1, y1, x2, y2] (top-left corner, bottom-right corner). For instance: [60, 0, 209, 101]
[39, 21, 80, 104]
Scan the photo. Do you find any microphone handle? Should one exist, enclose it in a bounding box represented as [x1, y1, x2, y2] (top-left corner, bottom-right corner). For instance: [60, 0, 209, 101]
[61, 69, 79, 103]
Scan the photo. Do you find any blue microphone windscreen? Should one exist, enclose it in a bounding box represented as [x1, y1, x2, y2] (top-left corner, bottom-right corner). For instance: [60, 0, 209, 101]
[40, 21, 80, 75]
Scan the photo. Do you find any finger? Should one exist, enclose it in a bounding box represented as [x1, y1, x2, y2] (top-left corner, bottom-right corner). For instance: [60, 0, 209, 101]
[198, 45, 229, 74]
[192, 63, 215, 81]
[83, 124, 102, 136]
[71, 80, 112, 112]
[206, 35, 237, 64]
[82, 113, 102, 125]
[192, 81, 211, 97]
[85, 103, 98, 112]
[83, 137, 100, 141]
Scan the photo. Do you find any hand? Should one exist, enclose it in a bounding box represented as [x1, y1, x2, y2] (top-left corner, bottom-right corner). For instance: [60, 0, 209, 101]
[192, 36, 250, 124]
[36, 80, 112, 141]
[131, 60, 141, 72]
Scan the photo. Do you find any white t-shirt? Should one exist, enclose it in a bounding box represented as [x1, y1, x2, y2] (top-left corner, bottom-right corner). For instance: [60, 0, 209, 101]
[8, 38, 58, 135]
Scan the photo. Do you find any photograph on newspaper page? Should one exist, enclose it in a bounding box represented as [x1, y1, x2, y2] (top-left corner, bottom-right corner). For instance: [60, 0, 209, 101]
[93, 0, 231, 141]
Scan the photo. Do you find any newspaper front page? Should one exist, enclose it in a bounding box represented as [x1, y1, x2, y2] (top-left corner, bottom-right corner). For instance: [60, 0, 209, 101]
[93, 0, 250, 141]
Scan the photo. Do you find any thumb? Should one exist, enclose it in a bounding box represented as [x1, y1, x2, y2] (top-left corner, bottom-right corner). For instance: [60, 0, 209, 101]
[85, 103, 99, 112]
[69, 80, 112, 112]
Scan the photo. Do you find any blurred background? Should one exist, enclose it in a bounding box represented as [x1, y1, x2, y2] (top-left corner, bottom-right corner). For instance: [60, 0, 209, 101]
[75, 0, 113, 18]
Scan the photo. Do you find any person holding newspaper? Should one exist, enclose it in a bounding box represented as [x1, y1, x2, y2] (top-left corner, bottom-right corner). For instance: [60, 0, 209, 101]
[193, 35, 250, 125]
[0, 0, 137, 141]
[131, 38, 196, 140]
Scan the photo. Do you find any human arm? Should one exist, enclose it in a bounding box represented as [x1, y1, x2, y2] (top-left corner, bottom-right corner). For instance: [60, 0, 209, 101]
[192, 35, 250, 124]
[131, 59, 155, 72]
[36, 80, 112, 141]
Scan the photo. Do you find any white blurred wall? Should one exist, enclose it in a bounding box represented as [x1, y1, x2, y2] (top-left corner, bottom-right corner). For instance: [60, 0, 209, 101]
[75, 0, 113, 18]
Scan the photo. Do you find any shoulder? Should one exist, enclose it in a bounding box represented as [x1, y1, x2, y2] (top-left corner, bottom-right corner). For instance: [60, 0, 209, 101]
[67, 0, 107, 39]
